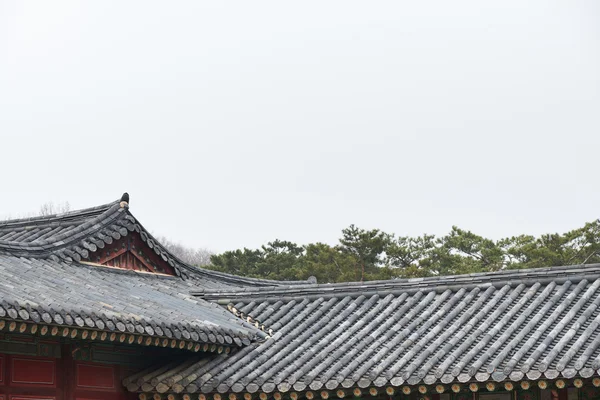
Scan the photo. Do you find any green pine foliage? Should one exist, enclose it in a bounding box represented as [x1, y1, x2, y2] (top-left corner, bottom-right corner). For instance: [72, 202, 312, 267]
[205, 220, 600, 283]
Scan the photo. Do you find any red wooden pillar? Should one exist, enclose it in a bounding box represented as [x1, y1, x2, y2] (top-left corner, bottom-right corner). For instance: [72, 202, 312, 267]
[556, 389, 567, 400]
[0, 354, 4, 400]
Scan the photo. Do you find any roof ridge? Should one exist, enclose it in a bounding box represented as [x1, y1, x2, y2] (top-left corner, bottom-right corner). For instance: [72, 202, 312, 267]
[192, 263, 600, 301]
[132, 216, 314, 286]
[0, 200, 118, 227]
[0, 201, 123, 256]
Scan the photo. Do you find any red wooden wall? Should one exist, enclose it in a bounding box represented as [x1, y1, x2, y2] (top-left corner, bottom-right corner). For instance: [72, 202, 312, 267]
[0, 347, 137, 400]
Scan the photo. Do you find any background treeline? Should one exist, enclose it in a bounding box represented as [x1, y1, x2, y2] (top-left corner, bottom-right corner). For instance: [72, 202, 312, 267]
[203, 220, 600, 283]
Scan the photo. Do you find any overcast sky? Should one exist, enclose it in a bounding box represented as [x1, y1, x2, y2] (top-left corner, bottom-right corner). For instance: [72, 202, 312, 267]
[1, 1, 599, 253]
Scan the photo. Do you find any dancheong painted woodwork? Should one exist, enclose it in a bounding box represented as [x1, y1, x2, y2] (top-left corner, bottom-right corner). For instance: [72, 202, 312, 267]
[3, 194, 600, 400]
[90, 231, 177, 275]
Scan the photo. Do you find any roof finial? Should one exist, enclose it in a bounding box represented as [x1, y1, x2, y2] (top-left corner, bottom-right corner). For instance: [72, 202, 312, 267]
[120, 192, 129, 208]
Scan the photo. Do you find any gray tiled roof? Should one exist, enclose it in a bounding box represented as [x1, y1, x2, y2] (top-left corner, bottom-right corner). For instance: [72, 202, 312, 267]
[129, 264, 600, 394]
[0, 255, 265, 346]
[0, 196, 312, 347]
[0, 197, 313, 286]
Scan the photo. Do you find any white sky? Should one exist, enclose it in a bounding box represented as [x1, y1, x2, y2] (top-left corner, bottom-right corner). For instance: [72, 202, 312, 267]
[0, 1, 599, 252]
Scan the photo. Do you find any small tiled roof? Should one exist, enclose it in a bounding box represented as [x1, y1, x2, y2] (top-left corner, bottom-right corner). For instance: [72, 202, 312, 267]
[0, 196, 313, 287]
[129, 264, 600, 394]
[0, 255, 266, 346]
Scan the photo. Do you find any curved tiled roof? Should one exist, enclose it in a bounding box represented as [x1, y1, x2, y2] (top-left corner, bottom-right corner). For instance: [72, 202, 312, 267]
[0, 254, 266, 347]
[0, 197, 313, 287]
[130, 264, 600, 394]
[0, 195, 313, 350]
